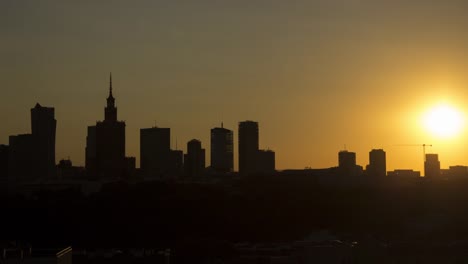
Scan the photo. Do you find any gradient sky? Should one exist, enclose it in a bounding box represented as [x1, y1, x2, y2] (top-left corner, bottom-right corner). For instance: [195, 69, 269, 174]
[2, 0, 468, 172]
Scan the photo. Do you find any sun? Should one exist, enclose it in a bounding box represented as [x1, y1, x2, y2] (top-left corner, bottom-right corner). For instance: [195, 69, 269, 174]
[423, 104, 464, 138]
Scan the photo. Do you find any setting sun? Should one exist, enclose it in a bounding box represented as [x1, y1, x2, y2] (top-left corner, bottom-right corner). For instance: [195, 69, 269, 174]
[423, 104, 464, 138]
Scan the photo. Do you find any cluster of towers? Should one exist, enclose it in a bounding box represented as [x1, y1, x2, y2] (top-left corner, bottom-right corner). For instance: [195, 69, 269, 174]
[338, 148, 445, 179]
[1, 74, 462, 184]
[3, 75, 455, 183]
[0, 75, 277, 182]
[1, 103, 56, 181]
[82, 74, 276, 179]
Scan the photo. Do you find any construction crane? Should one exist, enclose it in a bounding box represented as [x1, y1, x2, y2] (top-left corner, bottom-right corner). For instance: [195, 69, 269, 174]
[395, 144, 433, 162]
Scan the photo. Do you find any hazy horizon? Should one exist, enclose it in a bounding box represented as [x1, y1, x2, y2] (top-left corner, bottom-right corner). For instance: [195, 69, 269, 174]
[2, 1, 468, 172]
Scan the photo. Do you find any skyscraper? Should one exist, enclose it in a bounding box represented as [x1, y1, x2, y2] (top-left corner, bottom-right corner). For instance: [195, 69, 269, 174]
[0, 145, 8, 179]
[31, 103, 57, 178]
[7, 103, 56, 181]
[238, 121, 259, 175]
[140, 127, 171, 176]
[338, 150, 357, 177]
[210, 123, 233, 173]
[8, 134, 34, 180]
[368, 149, 386, 177]
[94, 74, 126, 178]
[169, 149, 184, 176]
[184, 139, 205, 178]
[85, 125, 96, 177]
[424, 153, 440, 178]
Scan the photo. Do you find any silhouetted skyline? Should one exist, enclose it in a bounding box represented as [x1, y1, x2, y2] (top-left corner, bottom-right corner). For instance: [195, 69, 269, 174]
[3, 1, 468, 172]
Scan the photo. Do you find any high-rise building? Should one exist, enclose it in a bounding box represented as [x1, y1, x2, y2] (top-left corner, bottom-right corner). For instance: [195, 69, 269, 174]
[169, 149, 184, 176]
[140, 127, 171, 176]
[424, 153, 440, 178]
[125, 156, 136, 177]
[31, 103, 57, 178]
[85, 126, 96, 177]
[338, 150, 357, 176]
[93, 74, 126, 178]
[184, 139, 205, 178]
[210, 123, 233, 173]
[8, 134, 34, 180]
[0, 145, 9, 179]
[238, 121, 259, 175]
[368, 149, 386, 177]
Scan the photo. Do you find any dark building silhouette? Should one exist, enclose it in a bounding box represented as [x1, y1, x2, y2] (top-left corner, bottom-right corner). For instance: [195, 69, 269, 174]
[210, 123, 233, 173]
[448, 165, 468, 179]
[31, 103, 57, 178]
[169, 149, 184, 176]
[85, 125, 96, 177]
[257, 149, 275, 173]
[338, 150, 358, 177]
[8, 134, 34, 180]
[125, 156, 136, 177]
[0, 144, 9, 179]
[140, 127, 171, 177]
[367, 149, 386, 177]
[57, 159, 85, 179]
[184, 139, 205, 178]
[387, 169, 421, 178]
[239, 121, 259, 175]
[7, 103, 57, 181]
[90, 74, 126, 179]
[424, 153, 440, 178]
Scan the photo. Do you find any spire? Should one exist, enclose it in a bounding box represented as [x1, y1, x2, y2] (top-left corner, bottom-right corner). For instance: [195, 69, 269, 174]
[109, 72, 113, 98]
[105, 72, 117, 122]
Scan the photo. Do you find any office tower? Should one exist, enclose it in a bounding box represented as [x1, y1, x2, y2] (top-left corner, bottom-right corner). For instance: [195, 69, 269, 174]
[31, 103, 57, 178]
[210, 123, 233, 173]
[94, 74, 126, 178]
[0, 145, 9, 179]
[368, 149, 386, 177]
[125, 157, 136, 177]
[85, 126, 96, 177]
[140, 127, 171, 176]
[338, 150, 357, 176]
[238, 121, 259, 175]
[8, 134, 34, 180]
[424, 153, 440, 178]
[184, 139, 205, 178]
[169, 150, 184, 175]
[257, 149, 275, 173]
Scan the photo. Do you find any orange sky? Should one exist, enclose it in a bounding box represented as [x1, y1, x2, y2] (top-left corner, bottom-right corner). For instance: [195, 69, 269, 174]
[2, 1, 468, 172]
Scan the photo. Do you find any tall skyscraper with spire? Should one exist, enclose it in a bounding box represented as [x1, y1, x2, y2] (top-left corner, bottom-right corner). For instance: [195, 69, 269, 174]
[88, 74, 126, 178]
[105, 73, 117, 122]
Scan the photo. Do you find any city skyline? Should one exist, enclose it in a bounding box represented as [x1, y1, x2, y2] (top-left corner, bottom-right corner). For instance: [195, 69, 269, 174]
[1, 86, 466, 175]
[3, 1, 468, 172]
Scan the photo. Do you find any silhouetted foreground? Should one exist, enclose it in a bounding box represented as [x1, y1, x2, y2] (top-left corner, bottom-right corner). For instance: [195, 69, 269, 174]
[3, 175, 468, 263]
